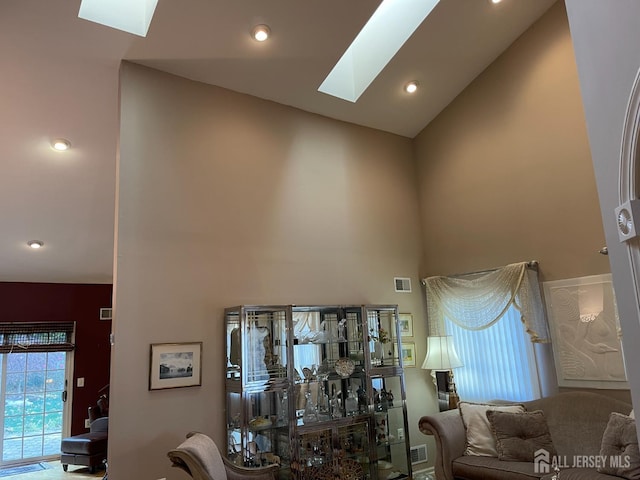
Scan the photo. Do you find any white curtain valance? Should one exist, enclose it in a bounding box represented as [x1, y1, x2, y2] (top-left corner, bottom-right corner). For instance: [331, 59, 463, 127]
[424, 262, 550, 343]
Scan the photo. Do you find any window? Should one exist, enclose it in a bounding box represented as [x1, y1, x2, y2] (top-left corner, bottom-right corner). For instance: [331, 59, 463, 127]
[446, 305, 541, 403]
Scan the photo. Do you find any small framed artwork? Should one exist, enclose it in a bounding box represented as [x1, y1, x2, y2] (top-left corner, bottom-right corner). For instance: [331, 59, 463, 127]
[149, 342, 202, 390]
[395, 342, 416, 367]
[397, 313, 414, 337]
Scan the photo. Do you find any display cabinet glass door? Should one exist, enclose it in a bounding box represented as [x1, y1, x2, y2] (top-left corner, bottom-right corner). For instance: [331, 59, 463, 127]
[225, 306, 292, 474]
[295, 420, 372, 480]
[367, 308, 400, 368]
[291, 307, 368, 426]
[372, 375, 410, 479]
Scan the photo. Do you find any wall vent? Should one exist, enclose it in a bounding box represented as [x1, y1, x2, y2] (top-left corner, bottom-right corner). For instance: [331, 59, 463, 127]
[394, 277, 412, 293]
[410, 444, 428, 464]
[99, 308, 112, 321]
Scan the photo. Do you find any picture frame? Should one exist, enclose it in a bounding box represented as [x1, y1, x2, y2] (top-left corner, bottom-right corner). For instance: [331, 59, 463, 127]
[543, 274, 627, 389]
[397, 313, 414, 337]
[395, 342, 416, 367]
[149, 342, 203, 390]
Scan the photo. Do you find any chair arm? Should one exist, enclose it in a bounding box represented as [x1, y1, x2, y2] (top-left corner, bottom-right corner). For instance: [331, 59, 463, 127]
[167, 452, 193, 478]
[90, 417, 109, 433]
[419, 409, 466, 480]
[222, 457, 279, 480]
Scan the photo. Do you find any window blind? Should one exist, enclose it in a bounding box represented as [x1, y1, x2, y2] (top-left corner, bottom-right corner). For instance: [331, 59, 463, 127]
[0, 322, 75, 353]
[446, 306, 541, 402]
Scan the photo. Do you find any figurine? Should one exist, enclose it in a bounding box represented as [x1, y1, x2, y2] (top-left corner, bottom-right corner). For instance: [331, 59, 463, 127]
[302, 390, 318, 424]
[337, 318, 347, 342]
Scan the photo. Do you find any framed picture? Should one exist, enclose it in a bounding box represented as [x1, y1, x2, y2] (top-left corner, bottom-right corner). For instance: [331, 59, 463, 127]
[149, 342, 203, 390]
[397, 313, 414, 337]
[543, 274, 627, 389]
[395, 342, 416, 367]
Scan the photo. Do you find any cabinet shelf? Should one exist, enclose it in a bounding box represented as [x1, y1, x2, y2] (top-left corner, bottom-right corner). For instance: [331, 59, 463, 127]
[296, 412, 371, 431]
[225, 304, 412, 480]
[376, 438, 408, 448]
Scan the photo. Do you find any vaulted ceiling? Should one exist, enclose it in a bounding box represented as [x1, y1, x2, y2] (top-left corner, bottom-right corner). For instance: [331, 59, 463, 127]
[0, 0, 557, 283]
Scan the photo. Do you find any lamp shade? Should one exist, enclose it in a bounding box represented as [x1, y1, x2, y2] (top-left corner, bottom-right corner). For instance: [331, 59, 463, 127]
[421, 335, 463, 370]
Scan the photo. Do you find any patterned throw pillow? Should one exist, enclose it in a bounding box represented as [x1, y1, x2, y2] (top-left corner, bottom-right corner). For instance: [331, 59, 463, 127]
[486, 409, 556, 462]
[598, 412, 640, 479]
[458, 402, 525, 457]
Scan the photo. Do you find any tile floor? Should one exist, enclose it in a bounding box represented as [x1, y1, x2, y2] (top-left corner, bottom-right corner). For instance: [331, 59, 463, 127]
[1, 462, 104, 480]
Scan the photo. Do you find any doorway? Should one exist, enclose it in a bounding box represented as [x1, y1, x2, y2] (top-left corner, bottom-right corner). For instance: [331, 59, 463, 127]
[0, 351, 71, 465]
[0, 322, 76, 468]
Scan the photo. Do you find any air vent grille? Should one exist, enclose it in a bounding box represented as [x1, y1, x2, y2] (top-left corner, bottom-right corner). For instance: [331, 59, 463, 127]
[410, 444, 428, 464]
[394, 277, 412, 293]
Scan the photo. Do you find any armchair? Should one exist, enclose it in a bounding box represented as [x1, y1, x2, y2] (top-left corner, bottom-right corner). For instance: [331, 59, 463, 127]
[168, 432, 279, 480]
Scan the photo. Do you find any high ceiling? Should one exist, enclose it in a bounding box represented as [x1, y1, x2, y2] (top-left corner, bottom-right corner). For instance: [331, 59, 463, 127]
[0, 0, 557, 284]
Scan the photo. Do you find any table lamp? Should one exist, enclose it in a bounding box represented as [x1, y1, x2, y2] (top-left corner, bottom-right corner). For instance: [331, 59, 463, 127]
[421, 335, 463, 410]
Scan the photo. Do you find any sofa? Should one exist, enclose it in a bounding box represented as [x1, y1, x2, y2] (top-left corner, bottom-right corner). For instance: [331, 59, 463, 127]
[419, 391, 633, 480]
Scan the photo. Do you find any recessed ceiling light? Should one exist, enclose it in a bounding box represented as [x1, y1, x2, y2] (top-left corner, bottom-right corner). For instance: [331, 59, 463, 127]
[404, 81, 419, 94]
[51, 138, 71, 151]
[27, 240, 44, 249]
[491, 0, 503, 4]
[251, 25, 271, 42]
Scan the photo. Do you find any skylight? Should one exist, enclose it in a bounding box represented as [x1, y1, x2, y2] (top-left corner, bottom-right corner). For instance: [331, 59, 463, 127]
[78, 0, 159, 37]
[318, 0, 440, 103]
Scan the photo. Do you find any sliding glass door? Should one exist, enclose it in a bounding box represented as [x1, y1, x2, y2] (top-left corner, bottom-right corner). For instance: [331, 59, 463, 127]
[1, 352, 71, 465]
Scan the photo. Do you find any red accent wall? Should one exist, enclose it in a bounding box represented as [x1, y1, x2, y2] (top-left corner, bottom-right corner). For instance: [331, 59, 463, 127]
[0, 282, 112, 436]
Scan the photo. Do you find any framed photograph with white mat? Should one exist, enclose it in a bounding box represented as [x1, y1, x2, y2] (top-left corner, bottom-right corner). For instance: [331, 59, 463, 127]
[397, 313, 414, 337]
[149, 342, 203, 390]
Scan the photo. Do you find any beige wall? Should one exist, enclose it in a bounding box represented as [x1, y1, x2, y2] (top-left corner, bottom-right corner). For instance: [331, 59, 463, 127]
[109, 3, 628, 478]
[414, 1, 609, 283]
[412, 0, 628, 449]
[112, 62, 432, 479]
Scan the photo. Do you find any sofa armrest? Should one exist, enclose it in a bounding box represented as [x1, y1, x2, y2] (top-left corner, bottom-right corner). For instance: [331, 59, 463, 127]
[419, 409, 466, 480]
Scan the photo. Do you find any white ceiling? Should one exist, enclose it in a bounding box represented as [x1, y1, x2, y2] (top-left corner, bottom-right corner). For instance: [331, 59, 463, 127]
[0, 0, 557, 284]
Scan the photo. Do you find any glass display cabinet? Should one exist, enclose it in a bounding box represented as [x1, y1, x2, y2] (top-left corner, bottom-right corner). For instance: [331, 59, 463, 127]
[225, 304, 412, 480]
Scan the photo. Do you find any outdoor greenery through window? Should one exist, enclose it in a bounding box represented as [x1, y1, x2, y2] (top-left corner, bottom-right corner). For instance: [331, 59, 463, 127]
[2, 352, 67, 462]
[0, 323, 74, 464]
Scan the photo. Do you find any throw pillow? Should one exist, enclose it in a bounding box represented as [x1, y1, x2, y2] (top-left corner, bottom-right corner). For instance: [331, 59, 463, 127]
[486, 409, 556, 462]
[598, 412, 640, 479]
[458, 402, 525, 456]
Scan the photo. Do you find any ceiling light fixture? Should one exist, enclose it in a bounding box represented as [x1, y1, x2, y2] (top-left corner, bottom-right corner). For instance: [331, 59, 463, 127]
[404, 81, 419, 94]
[251, 25, 271, 42]
[491, 0, 503, 4]
[27, 240, 44, 249]
[51, 138, 71, 151]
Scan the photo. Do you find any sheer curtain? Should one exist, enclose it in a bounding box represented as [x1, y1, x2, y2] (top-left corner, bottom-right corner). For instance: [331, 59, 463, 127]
[423, 262, 555, 401]
[424, 262, 550, 343]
